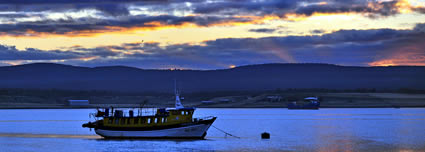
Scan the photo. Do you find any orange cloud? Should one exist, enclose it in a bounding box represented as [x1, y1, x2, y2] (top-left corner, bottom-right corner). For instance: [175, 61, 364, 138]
[77, 56, 99, 61]
[318, 2, 328, 5]
[369, 58, 425, 66]
[395, 0, 425, 14]
[369, 51, 425, 66]
[1, 60, 26, 66]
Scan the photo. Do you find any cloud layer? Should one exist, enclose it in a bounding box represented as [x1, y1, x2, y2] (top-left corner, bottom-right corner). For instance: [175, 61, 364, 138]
[0, 0, 424, 36]
[1, 23, 424, 69]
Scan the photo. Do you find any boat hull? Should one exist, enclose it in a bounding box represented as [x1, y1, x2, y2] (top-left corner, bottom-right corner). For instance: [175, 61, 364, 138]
[95, 123, 212, 139]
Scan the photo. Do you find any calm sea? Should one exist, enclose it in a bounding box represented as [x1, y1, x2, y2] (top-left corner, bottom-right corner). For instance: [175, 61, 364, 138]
[0, 108, 425, 152]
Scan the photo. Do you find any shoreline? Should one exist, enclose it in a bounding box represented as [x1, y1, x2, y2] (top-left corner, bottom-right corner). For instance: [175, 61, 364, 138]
[1, 105, 424, 109]
[1, 92, 425, 109]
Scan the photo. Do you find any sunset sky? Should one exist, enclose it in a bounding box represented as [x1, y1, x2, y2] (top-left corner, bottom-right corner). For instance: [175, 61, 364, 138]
[0, 0, 424, 69]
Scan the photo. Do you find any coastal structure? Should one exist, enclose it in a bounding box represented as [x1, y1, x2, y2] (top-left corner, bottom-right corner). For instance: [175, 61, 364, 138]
[287, 97, 320, 109]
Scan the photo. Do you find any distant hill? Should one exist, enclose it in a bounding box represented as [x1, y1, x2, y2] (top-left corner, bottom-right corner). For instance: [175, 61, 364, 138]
[0, 63, 424, 92]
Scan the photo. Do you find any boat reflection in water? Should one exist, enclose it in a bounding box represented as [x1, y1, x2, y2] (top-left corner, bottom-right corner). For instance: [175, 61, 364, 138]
[82, 83, 216, 139]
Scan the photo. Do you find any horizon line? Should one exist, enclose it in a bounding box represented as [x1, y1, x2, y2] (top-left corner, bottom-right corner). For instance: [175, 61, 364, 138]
[1, 62, 425, 71]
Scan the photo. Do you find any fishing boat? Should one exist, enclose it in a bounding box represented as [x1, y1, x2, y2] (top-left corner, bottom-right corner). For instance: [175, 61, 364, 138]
[287, 97, 320, 110]
[82, 83, 217, 139]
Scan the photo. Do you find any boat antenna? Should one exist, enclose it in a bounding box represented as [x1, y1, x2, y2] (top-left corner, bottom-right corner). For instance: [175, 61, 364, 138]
[174, 79, 184, 109]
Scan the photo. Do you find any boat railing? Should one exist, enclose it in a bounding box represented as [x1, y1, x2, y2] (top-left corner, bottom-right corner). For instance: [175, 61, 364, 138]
[94, 108, 159, 118]
[193, 116, 215, 122]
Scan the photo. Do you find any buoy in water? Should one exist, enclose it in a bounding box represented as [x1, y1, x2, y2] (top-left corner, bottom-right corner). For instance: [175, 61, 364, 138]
[261, 132, 270, 139]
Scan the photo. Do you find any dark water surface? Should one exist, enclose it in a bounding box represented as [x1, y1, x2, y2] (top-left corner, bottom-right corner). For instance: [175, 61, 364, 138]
[0, 108, 425, 152]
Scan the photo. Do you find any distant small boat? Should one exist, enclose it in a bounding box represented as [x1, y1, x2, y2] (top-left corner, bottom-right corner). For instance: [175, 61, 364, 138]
[82, 81, 217, 139]
[287, 97, 320, 110]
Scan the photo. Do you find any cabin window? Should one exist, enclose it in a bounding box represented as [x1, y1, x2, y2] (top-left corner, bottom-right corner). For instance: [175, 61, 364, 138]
[185, 111, 188, 115]
[134, 118, 139, 124]
[115, 118, 119, 124]
[108, 118, 113, 124]
[128, 118, 132, 125]
[161, 118, 165, 123]
[181, 111, 184, 115]
[120, 118, 126, 125]
[154, 118, 158, 123]
[165, 118, 167, 123]
[147, 118, 151, 124]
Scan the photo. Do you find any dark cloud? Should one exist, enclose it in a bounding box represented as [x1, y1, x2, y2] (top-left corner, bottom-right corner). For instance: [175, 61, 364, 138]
[0, 0, 171, 18]
[413, 23, 425, 33]
[192, 0, 425, 18]
[249, 28, 277, 33]
[0, 0, 173, 13]
[0, 0, 422, 17]
[0, 45, 119, 60]
[0, 45, 81, 60]
[0, 0, 162, 4]
[414, 7, 425, 14]
[93, 4, 130, 16]
[0, 14, 263, 35]
[311, 29, 325, 34]
[293, 1, 401, 17]
[193, 0, 296, 15]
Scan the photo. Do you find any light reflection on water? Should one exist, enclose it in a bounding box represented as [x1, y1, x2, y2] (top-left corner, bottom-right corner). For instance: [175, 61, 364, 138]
[0, 108, 424, 152]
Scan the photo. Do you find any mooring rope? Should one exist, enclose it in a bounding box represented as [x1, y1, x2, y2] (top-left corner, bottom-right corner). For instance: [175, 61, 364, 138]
[212, 125, 241, 139]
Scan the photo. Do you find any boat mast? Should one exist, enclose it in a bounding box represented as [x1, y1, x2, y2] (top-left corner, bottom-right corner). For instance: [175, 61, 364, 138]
[174, 79, 184, 109]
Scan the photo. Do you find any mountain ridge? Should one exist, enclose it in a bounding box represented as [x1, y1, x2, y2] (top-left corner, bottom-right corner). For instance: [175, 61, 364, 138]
[0, 63, 424, 92]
